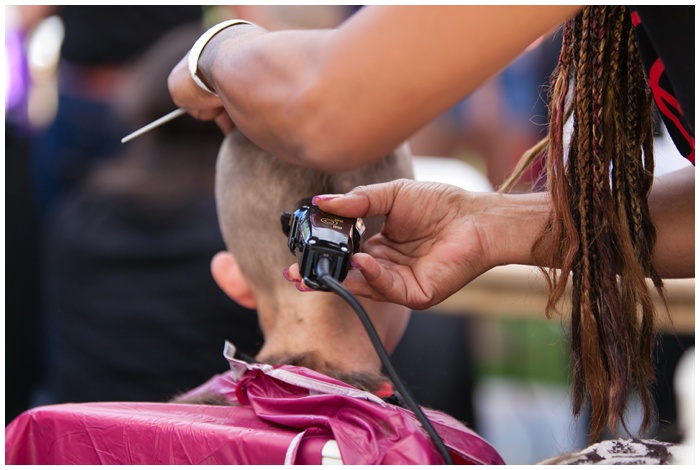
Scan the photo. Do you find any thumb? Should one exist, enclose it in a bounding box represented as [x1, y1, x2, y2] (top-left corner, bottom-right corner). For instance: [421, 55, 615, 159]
[312, 178, 410, 218]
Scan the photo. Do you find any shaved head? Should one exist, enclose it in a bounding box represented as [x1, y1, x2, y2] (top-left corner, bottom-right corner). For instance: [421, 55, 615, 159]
[215, 129, 414, 294]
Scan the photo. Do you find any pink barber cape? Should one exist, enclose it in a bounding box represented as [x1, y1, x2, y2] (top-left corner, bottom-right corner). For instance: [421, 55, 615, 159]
[6, 341, 504, 465]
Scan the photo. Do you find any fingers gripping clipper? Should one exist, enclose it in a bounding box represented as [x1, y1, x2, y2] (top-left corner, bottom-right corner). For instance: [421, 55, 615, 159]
[281, 198, 364, 291]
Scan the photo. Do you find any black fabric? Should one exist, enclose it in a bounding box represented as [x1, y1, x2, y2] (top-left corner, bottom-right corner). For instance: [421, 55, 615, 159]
[5, 124, 43, 424]
[382, 392, 407, 409]
[42, 190, 264, 403]
[630, 5, 695, 163]
[651, 333, 695, 443]
[58, 6, 202, 66]
[390, 312, 477, 428]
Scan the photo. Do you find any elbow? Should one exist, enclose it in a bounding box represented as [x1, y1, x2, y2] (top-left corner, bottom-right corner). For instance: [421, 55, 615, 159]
[284, 109, 359, 172]
[292, 128, 362, 173]
[282, 82, 385, 173]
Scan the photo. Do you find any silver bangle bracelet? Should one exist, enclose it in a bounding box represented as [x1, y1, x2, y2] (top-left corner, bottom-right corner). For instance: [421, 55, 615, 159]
[188, 19, 253, 95]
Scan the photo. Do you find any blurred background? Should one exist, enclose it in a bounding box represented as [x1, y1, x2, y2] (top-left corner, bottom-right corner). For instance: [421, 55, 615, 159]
[4, 5, 694, 464]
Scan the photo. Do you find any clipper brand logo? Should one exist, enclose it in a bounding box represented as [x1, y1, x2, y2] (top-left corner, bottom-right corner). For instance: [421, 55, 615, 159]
[321, 217, 344, 230]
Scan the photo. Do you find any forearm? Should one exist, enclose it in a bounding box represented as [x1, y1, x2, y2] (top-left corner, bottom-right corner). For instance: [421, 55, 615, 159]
[482, 167, 695, 277]
[195, 5, 578, 171]
[649, 167, 695, 278]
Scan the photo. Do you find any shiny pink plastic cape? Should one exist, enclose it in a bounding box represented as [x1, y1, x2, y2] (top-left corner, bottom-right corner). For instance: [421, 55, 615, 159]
[6, 342, 504, 465]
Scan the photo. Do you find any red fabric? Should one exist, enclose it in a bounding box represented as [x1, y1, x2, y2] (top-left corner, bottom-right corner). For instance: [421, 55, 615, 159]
[5, 342, 504, 465]
[5, 402, 323, 465]
[648, 59, 695, 164]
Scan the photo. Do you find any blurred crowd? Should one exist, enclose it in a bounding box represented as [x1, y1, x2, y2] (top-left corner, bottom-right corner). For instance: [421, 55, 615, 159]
[5, 5, 266, 422]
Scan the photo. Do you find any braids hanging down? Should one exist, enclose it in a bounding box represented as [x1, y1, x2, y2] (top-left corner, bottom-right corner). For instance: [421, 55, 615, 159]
[500, 6, 666, 443]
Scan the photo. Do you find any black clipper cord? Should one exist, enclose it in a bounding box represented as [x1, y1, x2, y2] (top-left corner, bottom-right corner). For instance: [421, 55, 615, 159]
[315, 257, 454, 465]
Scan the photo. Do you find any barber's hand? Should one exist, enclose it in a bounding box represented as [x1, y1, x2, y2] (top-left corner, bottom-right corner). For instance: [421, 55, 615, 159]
[167, 55, 234, 135]
[285, 179, 501, 310]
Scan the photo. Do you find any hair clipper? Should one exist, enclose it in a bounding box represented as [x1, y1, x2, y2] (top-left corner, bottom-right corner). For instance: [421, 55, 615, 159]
[281, 198, 364, 291]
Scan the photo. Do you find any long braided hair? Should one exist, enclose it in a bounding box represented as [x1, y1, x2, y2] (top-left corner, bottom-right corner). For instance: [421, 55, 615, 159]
[501, 5, 666, 443]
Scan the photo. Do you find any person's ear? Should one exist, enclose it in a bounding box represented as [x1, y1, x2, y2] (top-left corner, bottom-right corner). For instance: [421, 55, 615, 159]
[210, 251, 257, 309]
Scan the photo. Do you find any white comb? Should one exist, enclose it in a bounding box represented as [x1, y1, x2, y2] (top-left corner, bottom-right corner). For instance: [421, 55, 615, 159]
[121, 108, 187, 143]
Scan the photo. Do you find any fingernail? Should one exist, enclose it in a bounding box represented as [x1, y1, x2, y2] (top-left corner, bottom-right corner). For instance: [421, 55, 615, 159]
[282, 268, 293, 282]
[312, 194, 344, 206]
[350, 261, 362, 269]
[295, 282, 315, 292]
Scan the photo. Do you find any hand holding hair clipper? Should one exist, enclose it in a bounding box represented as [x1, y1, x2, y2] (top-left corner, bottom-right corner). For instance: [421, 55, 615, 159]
[281, 197, 364, 291]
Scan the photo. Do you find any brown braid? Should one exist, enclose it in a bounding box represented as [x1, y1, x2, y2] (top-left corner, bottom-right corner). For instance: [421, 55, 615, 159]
[500, 6, 666, 443]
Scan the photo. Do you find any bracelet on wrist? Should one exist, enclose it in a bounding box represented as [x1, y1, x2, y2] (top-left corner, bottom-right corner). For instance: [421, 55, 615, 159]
[188, 19, 253, 95]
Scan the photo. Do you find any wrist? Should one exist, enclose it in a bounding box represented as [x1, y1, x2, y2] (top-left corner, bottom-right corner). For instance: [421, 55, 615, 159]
[477, 191, 551, 268]
[188, 19, 255, 95]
